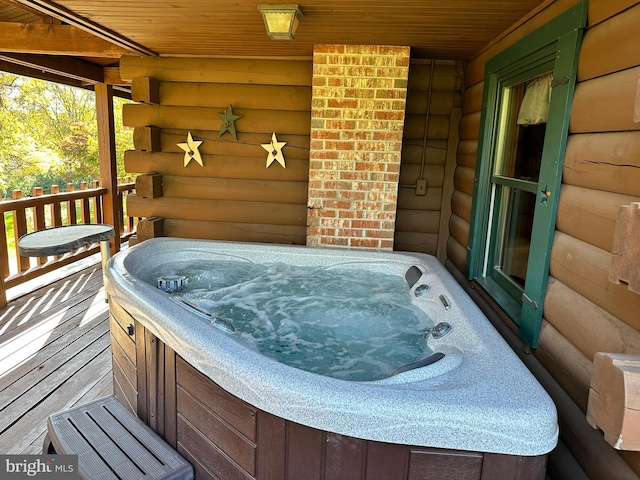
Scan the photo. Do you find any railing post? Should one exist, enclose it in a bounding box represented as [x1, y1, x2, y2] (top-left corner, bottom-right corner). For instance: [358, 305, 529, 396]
[66, 183, 77, 225]
[0, 198, 7, 308]
[32, 187, 47, 266]
[11, 190, 30, 273]
[92, 180, 103, 223]
[80, 181, 91, 224]
[50, 185, 63, 227]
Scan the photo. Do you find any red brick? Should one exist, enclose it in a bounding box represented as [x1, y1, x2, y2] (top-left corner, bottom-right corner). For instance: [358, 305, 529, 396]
[325, 120, 357, 130]
[338, 210, 356, 219]
[323, 200, 352, 210]
[366, 229, 395, 239]
[372, 131, 403, 141]
[317, 209, 338, 218]
[374, 111, 404, 121]
[311, 130, 341, 140]
[350, 238, 380, 248]
[328, 99, 358, 109]
[379, 240, 394, 249]
[339, 191, 366, 201]
[316, 45, 346, 54]
[325, 141, 355, 151]
[341, 130, 372, 140]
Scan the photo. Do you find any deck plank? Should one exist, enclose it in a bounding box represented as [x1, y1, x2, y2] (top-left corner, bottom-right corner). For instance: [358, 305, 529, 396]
[0, 347, 113, 453]
[0, 262, 113, 455]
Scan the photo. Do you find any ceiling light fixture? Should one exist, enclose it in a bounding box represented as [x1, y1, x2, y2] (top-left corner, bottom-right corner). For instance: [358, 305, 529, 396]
[257, 4, 303, 40]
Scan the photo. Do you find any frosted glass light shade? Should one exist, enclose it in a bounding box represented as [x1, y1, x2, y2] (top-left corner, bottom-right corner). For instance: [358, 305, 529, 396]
[258, 4, 302, 40]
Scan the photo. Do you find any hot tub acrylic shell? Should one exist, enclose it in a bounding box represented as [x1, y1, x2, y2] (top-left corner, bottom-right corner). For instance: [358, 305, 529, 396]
[106, 238, 558, 456]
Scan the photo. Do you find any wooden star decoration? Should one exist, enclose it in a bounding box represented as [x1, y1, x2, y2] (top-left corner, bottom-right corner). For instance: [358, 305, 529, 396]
[177, 132, 203, 167]
[261, 133, 287, 168]
[217, 105, 242, 141]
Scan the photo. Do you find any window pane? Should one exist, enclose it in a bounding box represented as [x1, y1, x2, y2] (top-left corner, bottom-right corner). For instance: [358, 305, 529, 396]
[494, 75, 549, 183]
[495, 187, 536, 287]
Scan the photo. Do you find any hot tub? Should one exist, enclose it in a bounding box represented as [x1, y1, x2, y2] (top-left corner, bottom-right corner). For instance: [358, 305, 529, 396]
[106, 238, 557, 479]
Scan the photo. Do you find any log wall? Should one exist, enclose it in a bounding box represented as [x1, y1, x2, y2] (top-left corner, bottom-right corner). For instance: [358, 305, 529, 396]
[394, 60, 463, 255]
[453, 0, 640, 477]
[120, 55, 312, 245]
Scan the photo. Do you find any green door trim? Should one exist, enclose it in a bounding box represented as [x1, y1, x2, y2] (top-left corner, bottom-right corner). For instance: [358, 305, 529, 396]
[467, 0, 587, 347]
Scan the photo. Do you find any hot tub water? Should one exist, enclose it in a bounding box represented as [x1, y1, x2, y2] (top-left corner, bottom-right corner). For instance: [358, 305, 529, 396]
[143, 260, 435, 381]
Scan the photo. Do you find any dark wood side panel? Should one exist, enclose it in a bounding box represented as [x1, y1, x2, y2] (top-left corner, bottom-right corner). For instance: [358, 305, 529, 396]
[177, 415, 253, 480]
[177, 386, 256, 475]
[135, 320, 149, 423]
[324, 433, 367, 480]
[110, 314, 136, 362]
[365, 442, 409, 480]
[124, 321, 548, 480]
[408, 448, 483, 480]
[164, 347, 178, 448]
[110, 332, 136, 384]
[110, 302, 138, 415]
[145, 328, 159, 431]
[176, 356, 257, 441]
[256, 411, 286, 479]
[286, 422, 325, 480]
[481, 453, 548, 480]
[109, 300, 136, 344]
[112, 354, 137, 414]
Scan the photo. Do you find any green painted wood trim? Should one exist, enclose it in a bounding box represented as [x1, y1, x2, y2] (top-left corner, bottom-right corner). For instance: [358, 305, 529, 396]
[519, 26, 585, 347]
[491, 176, 538, 193]
[466, 0, 587, 347]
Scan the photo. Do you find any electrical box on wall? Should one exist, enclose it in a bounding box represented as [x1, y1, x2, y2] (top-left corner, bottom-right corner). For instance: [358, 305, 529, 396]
[416, 178, 427, 196]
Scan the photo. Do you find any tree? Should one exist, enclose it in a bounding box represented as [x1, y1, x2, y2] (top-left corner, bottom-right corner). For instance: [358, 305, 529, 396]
[0, 72, 133, 198]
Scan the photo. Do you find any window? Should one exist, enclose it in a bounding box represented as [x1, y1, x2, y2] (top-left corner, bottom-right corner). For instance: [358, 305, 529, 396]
[467, 2, 587, 347]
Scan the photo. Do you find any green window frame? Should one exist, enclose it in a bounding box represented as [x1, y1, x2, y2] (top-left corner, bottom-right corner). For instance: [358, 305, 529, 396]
[467, 1, 587, 348]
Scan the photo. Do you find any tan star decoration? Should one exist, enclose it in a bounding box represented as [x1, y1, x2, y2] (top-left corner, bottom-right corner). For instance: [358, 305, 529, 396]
[261, 133, 287, 168]
[177, 132, 203, 167]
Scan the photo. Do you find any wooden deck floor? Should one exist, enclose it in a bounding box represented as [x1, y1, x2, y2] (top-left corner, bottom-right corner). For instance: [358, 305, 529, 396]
[0, 262, 112, 454]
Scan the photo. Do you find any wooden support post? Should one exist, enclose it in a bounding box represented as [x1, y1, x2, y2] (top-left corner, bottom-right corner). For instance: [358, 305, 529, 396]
[136, 174, 163, 199]
[587, 352, 640, 451]
[95, 83, 121, 254]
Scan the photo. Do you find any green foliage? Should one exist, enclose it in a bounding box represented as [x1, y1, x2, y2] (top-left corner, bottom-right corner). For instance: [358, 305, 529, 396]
[0, 72, 134, 199]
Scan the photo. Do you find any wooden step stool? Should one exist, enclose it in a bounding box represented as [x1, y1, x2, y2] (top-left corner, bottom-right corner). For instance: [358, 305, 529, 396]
[43, 395, 193, 480]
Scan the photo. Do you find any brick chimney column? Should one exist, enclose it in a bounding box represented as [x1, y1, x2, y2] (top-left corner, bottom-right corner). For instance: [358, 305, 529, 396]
[307, 45, 410, 249]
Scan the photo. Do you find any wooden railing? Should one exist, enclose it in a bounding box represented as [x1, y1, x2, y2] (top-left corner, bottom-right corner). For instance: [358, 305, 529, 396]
[0, 178, 137, 307]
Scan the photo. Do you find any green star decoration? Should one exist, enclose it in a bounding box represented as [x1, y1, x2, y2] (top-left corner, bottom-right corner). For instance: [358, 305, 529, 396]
[177, 132, 203, 167]
[217, 105, 242, 141]
[261, 133, 287, 168]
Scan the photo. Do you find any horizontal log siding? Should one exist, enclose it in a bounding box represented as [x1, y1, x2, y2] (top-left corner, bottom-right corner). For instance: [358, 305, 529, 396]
[456, 0, 640, 477]
[394, 60, 463, 255]
[122, 56, 311, 245]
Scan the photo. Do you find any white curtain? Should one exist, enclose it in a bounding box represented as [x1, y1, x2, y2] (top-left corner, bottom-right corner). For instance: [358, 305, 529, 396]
[516, 73, 553, 125]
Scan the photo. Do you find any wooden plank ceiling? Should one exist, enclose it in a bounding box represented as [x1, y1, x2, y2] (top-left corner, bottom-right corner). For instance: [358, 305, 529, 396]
[0, 0, 547, 85]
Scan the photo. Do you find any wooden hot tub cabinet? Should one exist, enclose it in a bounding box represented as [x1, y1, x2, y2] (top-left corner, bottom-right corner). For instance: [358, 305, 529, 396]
[109, 298, 548, 480]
